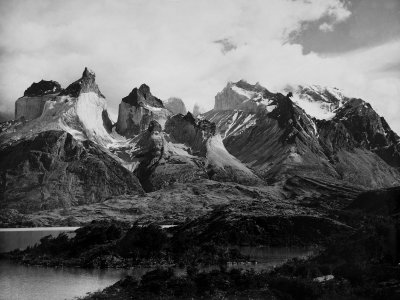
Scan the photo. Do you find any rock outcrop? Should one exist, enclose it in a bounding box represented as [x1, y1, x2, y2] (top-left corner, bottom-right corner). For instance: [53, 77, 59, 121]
[133, 119, 207, 191]
[164, 97, 187, 115]
[165, 112, 215, 156]
[214, 80, 273, 113]
[215, 81, 252, 110]
[116, 84, 171, 137]
[24, 80, 62, 97]
[0, 130, 144, 213]
[60, 67, 104, 98]
[15, 80, 62, 121]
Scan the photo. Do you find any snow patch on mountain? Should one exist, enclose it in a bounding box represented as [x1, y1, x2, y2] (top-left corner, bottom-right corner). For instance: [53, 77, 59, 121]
[231, 85, 257, 99]
[143, 103, 164, 112]
[201, 110, 257, 140]
[288, 85, 348, 120]
[226, 112, 257, 138]
[1, 92, 116, 147]
[206, 134, 256, 176]
[164, 140, 195, 158]
[291, 94, 337, 120]
[224, 111, 239, 138]
[75, 92, 113, 145]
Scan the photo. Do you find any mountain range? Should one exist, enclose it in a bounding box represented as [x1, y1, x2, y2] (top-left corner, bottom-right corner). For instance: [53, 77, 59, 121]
[0, 67, 399, 227]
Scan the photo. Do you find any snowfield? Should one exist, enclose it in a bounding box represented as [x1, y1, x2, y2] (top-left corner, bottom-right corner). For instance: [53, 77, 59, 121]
[206, 134, 257, 176]
[289, 85, 348, 120]
[1, 92, 122, 148]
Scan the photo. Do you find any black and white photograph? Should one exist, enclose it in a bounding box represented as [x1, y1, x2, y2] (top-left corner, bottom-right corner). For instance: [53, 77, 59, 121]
[0, 0, 399, 299]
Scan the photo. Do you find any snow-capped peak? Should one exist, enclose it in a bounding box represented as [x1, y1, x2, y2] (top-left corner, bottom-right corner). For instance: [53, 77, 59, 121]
[285, 84, 349, 120]
[214, 80, 276, 113]
[83, 67, 95, 76]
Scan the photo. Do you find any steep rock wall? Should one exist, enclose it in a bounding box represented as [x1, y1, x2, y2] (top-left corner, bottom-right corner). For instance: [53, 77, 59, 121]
[0, 130, 144, 213]
[116, 84, 170, 137]
[15, 95, 54, 121]
[15, 80, 62, 121]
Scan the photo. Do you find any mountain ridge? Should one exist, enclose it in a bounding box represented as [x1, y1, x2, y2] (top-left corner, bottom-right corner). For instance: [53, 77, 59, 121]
[202, 80, 400, 188]
[1, 69, 399, 227]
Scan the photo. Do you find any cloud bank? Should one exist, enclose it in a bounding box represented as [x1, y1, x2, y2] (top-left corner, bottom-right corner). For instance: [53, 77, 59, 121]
[0, 0, 399, 132]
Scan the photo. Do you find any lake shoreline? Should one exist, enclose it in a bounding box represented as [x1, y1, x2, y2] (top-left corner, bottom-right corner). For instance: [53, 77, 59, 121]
[0, 219, 320, 300]
[2, 209, 399, 299]
[0, 227, 80, 232]
[79, 214, 400, 300]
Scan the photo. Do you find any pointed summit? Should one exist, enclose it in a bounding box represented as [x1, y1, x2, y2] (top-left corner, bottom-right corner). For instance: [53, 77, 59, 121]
[82, 67, 95, 79]
[116, 83, 170, 137]
[138, 83, 151, 96]
[60, 67, 104, 98]
[122, 83, 163, 108]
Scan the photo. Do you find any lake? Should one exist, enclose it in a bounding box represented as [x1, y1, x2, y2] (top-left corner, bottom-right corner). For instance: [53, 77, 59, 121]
[0, 260, 135, 300]
[0, 228, 316, 299]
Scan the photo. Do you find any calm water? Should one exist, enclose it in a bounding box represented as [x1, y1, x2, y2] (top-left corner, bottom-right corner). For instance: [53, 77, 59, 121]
[0, 260, 144, 300]
[0, 228, 316, 300]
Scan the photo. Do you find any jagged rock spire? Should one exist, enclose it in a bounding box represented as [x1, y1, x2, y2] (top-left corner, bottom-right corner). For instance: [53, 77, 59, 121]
[82, 67, 95, 79]
[122, 83, 164, 108]
[116, 83, 170, 137]
[60, 67, 104, 98]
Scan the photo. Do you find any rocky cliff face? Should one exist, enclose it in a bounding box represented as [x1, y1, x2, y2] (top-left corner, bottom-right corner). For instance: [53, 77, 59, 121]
[130, 119, 207, 192]
[214, 80, 276, 113]
[164, 97, 187, 115]
[15, 80, 62, 121]
[0, 130, 143, 213]
[327, 98, 400, 166]
[165, 112, 214, 156]
[116, 84, 171, 137]
[215, 81, 254, 110]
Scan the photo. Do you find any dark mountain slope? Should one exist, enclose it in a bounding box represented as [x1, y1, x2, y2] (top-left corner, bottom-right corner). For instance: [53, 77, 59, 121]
[202, 81, 400, 189]
[0, 130, 143, 213]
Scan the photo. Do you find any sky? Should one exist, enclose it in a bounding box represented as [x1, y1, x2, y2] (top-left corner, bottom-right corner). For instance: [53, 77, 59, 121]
[0, 0, 399, 132]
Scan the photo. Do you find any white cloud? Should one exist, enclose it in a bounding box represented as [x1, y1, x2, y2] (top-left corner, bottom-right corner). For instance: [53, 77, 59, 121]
[1, 0, 399, 133]
[319, 22, 334, 32]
